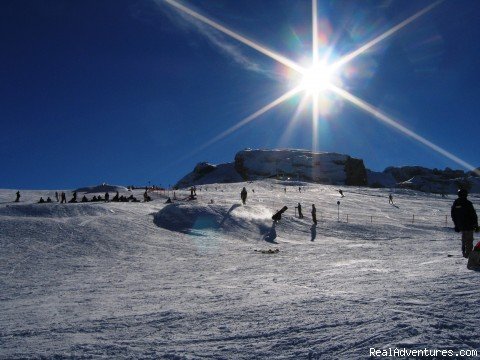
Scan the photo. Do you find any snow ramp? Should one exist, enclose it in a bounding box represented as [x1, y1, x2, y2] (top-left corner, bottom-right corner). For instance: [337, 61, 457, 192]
[153, 203, 273, 238]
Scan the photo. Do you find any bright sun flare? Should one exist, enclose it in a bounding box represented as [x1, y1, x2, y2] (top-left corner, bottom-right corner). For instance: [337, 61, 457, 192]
[300, 63, 334, 94]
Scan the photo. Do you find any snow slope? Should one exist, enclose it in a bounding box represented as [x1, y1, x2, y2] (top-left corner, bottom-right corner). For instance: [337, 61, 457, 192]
[1, 183, 479, 359]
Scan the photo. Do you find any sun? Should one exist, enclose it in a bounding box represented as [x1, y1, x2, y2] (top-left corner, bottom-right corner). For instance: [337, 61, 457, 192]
[300, 62, 334, 95]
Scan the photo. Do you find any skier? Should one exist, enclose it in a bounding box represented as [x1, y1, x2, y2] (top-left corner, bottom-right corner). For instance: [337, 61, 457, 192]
[60, 192, 66, 203]
[451, 189, 479, 258]
[311, 204, 317, 225]
[241, 187, 247, 205]
[338, 189, 344, 197]
[15, 191, 20, 202]
[295, 203, 303, 218]
[389, 194, 394, 204]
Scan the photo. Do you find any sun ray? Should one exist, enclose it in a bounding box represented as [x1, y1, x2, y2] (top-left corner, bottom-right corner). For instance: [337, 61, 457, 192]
[330, 0, 443, 71]
[312, 0, 318, 65]
[329, 84, 479, 174]
[278, 94, 311, 145]
[187, 86, 304, 156]
[164, 0, 305, 73]
[312, 93, 319, 152]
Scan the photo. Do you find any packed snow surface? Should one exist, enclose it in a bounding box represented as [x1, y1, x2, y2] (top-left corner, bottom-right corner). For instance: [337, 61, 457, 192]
[1, 182, 479, 359]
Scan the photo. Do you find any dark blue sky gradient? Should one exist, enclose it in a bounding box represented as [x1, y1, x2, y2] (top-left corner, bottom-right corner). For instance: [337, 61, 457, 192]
[1, 0, 479, 189]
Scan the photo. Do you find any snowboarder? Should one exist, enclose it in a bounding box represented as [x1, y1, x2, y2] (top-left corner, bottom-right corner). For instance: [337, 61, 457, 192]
[295, 203, 303, 218]
[389, 194, 394, 204]
[15, 191, 20, 202]
[240, 187, 247, 205]
[60, 192, 66, 203]
[338, 189, 344, 197]
[272, 206, 288, 222]
[311, 204, 317, 225]
[451, 189, 479, 258]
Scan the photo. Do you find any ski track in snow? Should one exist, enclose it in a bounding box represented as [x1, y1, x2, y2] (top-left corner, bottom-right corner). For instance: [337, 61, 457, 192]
[0, 182, 479, 359]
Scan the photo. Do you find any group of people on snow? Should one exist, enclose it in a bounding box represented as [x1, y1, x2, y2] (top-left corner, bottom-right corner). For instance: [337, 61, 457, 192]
[16, 190, 150, 204]
[238, 186, 479, 269]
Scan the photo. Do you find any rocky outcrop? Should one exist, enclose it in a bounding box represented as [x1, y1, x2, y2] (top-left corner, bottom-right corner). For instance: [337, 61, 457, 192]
[175, 149, 478, 194]
[175, 162, 243, 189]
[177, 149, 368, 187]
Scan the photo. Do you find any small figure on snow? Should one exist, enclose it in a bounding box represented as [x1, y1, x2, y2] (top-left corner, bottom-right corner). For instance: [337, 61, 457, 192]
[15, 191, 20, 202]
[389, 193, 394, 205]
[299, 187, 301, 193]
[81, 195, 89, 203]
[55, 191, 59, 202]
[105, 192, 109, 202]
[68, 192, 77, 203]
[272, 206, 288, 222]
[143, 190, 152, 202]
[295, 202, 303, 219]
[338, 189, 344, 197]
[241, 187, 247, 205]
[38, 197, 45, 203]
[451, 189, 479, 258]
[46, 197, 52, 203]
[60, 192, 66, 203]
[311, 204, 317, 225]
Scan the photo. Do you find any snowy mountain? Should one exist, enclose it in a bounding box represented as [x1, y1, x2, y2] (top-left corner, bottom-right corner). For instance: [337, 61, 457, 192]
[177, 148, 368, 188]
[1, 181, 479, 358]
[178, 149, 479, 194]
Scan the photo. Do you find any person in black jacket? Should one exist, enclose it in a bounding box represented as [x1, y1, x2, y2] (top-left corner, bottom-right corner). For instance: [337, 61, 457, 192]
[240, 187, 247, 205]
[451, 189, 479, 258]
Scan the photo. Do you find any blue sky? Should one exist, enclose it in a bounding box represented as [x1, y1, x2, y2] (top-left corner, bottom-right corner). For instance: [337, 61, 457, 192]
[1, 0, 479, 189]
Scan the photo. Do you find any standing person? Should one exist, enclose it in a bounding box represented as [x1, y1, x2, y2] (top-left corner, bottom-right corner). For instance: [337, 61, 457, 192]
[389, 194, 394, 204]
[105, 192, 109, 202]
[451, 189, 478, 258]
[296, 203, 303, 219]
[55, 191, 59, 202]
[311, 204, 317, 225]
[61, 192, 66, 203]
[15, 191, 20, 202]
[240, 187, 247, 205]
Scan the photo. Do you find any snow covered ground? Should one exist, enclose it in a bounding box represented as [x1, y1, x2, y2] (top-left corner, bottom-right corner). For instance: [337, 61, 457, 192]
[1, 182, 479, 359]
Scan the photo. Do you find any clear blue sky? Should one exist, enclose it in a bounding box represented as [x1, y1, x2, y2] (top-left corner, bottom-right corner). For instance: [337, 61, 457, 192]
[2, 0, 479, 189]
